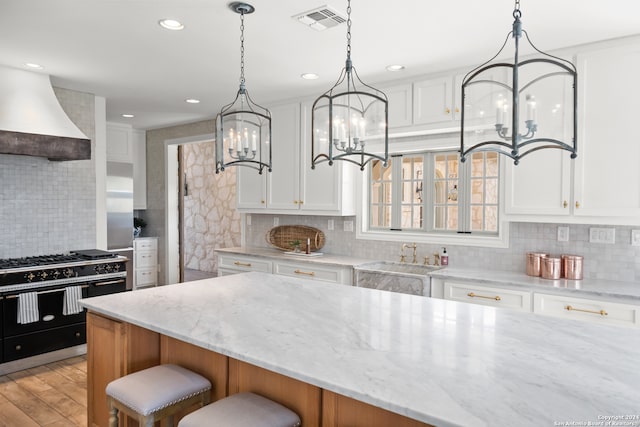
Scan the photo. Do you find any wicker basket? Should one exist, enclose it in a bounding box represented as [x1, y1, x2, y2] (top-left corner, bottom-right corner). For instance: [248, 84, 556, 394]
[266, 225, 325, 252]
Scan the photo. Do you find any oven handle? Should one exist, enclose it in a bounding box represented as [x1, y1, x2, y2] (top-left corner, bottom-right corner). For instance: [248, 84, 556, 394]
[5, 285, 89, 299]
[92, 279, 126, 287]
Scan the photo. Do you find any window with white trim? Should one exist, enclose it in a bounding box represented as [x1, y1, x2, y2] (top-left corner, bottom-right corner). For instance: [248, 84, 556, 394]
[369, 150, 499, 235]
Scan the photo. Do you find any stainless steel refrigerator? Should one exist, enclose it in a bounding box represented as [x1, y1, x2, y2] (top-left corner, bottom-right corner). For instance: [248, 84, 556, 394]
[106, 161, 134, 290]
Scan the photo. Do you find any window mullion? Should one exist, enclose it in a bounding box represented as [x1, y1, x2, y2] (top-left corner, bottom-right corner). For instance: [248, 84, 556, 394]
[459, 159, 470, 233]
[390, 154, 403, 230]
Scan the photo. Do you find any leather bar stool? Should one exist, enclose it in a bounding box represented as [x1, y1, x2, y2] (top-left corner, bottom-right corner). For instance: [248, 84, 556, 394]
[106, 364, 212, 427]
[177, 392, 301, 427]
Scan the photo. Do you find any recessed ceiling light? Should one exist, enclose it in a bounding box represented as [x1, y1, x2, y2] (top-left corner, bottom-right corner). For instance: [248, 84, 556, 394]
[159, 19, 184, 31]
[24, 63, 43, 70]
[121, 114, 135, 118]
[386, 65, 405, 72]
[301, 73, 319, 80]
[185, 98, 200, 104]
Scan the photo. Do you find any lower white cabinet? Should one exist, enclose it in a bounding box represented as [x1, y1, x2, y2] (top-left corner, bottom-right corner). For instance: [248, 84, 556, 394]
[273, 261, 352, 285]
[217, 254, 272, 276]
[533, 293, 639, 328]
[134, 237, 157, 289]
[216, 252, 352, 285]
[442, 281, 532, 312]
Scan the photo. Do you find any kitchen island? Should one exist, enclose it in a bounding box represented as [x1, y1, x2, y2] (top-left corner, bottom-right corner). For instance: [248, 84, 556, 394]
[81, 272, 640, 427]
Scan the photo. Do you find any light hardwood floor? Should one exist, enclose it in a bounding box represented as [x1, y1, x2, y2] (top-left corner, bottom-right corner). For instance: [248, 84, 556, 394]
[0, 356, 87, 427]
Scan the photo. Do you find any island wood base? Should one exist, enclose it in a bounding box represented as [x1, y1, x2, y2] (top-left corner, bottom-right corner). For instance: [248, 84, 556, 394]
[87, 312, 433, 427]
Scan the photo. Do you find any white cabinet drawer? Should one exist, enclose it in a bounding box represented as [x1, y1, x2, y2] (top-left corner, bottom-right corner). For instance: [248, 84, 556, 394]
[443, 281, 532, 312]
[218, 254, 272, 273]
[136, 251, 156, 268]
[534, 293, 639, 328]
[134, 238, 157, 251]
[273, 261, 349, 285]
[136, 267, 157, 287]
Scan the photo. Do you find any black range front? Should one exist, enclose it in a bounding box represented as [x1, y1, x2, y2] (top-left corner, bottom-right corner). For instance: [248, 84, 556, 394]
[0, 251, 128, 363]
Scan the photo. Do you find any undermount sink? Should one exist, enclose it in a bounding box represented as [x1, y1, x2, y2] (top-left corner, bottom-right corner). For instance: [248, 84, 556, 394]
[353, 261, 441, 297]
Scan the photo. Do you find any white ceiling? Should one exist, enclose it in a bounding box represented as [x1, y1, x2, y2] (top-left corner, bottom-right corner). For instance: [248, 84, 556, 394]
[1, 0, 639, 130]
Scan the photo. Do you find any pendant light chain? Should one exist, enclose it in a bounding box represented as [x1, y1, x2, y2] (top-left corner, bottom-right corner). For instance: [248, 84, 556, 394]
[239, 10, 245, 86]
[346, 0, 352, 60]
[513, 0, 521, 19]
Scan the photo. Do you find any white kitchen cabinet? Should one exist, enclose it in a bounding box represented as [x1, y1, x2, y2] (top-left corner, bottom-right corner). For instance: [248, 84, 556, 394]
[413, 76, 457, 126]
[506, 41, 640, 223]
[133, 237, 157, 289]
[217, 253, 272, 276]
[384, 83, 413, 128]
[132, 129, 147, 209]
[442, 280, 532, 312]
[106, 122, 134, 163]
[533, 293, 639, 328]
[236, 101, 356, 216]
[573, 43, 640, 219]
[273, 260, 352, 285]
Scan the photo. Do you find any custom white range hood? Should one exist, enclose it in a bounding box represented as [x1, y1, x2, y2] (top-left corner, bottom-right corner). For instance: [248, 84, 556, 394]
[0, 65, 90, 161]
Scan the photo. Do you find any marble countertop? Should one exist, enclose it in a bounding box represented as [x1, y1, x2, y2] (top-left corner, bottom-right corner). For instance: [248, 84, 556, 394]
[430, 268, 640, 302]
[80, 272, 640, 427]
[215, 246, 374, 268]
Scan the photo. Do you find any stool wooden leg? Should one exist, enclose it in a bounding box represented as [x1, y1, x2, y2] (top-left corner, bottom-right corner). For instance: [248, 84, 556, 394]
[108, 407, 119, 427]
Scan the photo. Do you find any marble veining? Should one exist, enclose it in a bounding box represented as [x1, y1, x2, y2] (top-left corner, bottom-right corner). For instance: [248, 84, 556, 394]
[81, 272, 640, 427]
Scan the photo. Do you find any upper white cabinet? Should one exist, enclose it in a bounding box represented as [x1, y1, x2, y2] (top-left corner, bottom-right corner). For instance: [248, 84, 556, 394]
[106, 122, 134, 163]
[505, 40, 640, 224]
[107, 123, 147, 209]
[384, 83, 412, 128]
[132, 129, 147, 210]
[573, 43, 640, 219]
[413, 76, 458, 126]
[236, 101, 356, 216]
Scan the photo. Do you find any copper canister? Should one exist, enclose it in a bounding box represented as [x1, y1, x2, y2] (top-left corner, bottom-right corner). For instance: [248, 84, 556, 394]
[541, 257, 562, 280]
[562, 255, 584, 280]
[526, 252, 548, 276]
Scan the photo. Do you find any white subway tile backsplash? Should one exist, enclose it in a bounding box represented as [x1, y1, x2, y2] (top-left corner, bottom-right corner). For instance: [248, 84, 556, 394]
[247, 215, 640, 282]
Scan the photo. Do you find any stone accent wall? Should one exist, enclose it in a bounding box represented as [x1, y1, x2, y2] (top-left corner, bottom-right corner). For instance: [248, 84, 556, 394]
[182, 142, 240, 273]
[0, 87, 96, 258]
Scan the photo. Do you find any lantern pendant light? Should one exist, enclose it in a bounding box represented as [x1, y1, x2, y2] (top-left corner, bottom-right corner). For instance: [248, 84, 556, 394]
[311, 0, 389, 171]
[460, 0, 577, 165]
[215, 2, 272, 174]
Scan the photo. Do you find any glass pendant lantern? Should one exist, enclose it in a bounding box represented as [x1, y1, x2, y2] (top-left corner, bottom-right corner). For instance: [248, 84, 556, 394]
[215, 2, 272, 174]
[460, 0, 577, 165]
[311, 0, 389, 171]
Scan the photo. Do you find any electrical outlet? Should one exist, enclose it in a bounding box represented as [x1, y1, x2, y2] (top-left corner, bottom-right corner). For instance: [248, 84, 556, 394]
[246, 214, 251, 226]
[343, 220, 354, 232]
[557, 226, 569, 242]
[589, 227, 615, 244]
[328, 219, 334, 231]
[632, 230, 640, 246]
[273, 217, 279, 226]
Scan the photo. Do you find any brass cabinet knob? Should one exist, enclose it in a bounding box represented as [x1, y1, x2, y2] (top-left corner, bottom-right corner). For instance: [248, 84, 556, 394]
[563, 200, 568, 208]
[575, 201, 580, 208]
[455, 107, 460, 113]
[299, 200, 303, 205]
[445, 107, 451, 114]
[294, 200, 299, 205]
[261, 200, 265, 204]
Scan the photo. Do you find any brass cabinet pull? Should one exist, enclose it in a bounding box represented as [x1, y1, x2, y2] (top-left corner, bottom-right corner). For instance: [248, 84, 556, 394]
[455, 107, 460, 113]
[234, 261, 252, 267]
[575, 201, 580, 208]
[294, 269, 315, 277]
[563, 200, 568, 208]
[445, 107, 451, 114]
[299, 200, 303, 205]
[467, 292, 501, 301]
[565, 305, 607, 316]
[294, 200, 299, 205]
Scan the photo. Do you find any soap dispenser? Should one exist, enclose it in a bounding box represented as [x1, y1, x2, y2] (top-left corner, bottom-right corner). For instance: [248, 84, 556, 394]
[441, 247, 449, 266]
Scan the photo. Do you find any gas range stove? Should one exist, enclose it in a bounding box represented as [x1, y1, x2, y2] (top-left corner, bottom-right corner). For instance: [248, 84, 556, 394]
[0, 250, 127, 289]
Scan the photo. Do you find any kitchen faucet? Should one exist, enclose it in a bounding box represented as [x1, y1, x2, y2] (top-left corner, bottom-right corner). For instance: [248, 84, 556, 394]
[400, 243, 417, 264]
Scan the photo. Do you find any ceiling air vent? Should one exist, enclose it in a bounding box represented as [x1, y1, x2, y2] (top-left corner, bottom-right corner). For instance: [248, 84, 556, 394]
[292, 5, 346, 31]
